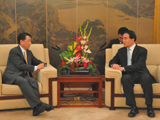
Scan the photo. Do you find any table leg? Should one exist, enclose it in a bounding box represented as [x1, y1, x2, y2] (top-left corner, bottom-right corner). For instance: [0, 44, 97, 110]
[99, 81, 102, 108]
[57, 80, 60, 108]
[60, 83, 64, 97]
[92, 83, 98, 98]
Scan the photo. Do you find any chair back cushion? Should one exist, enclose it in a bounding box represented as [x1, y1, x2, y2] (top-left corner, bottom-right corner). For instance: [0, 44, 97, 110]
[110, 44, 160, 82]
[0, 44, 45, 75]
[111, 44, 160, 65]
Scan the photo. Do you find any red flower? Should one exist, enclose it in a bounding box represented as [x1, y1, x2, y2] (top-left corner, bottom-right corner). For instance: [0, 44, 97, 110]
[82, 62, 88, 68]
[76, 52, 82, 58]
[76, 45, 82, 51]
[75, 63, 80, 67]
[76, 36, 81, 42]
[89, 61, 93, 65]
[61, 60, 65, 66]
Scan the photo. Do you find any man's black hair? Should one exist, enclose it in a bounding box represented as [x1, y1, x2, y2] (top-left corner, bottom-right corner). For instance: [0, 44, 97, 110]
[124, 30, 137, 41]
[118, 27, 128, 35]
[17, 32, 32, 44]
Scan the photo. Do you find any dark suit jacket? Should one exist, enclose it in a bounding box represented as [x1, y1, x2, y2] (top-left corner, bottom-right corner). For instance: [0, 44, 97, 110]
[109, 45, 155, 77]
[2, 45, 43, 84]
[107, 38, 120, 48]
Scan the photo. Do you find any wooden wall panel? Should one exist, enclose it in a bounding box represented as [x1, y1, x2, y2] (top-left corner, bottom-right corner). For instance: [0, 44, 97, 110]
[0, 0, 156, 75]
[47, 0, 77, 69]
[16, 0, 46, 46]
[0, 0, 16, 44]
[107, 0, 138, 41]
[137, 0, 155, 43]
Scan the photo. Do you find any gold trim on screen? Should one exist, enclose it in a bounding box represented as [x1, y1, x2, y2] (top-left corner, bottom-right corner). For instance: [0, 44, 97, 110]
[154, 0, 160, 43]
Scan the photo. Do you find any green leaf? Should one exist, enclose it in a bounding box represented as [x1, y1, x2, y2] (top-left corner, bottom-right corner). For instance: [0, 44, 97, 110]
[92, 63, 96, 71]
[80, 25, 83, 36]
[60, 64, 70, 70]
[84, 20, 89, 33]
[88, 26, 92, 38]
[59, 51, 73, 61]
[89, 57, 94, 61]
[75, 67, 79, 71]
[59, 54, 64, 60]
[81, 49, 85, 56]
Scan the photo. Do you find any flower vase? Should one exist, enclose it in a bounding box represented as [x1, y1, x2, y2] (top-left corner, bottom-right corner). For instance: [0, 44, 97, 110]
[70, 64, 75, 72]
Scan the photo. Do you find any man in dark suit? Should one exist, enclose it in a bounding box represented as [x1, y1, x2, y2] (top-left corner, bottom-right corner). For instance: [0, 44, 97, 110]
[109, 30, 156, 117]
[2, 32, 54, 116]
[107, 27, 128, 48]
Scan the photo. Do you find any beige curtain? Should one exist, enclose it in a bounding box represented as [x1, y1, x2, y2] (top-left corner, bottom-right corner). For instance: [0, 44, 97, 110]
[154, 0, 160, 43]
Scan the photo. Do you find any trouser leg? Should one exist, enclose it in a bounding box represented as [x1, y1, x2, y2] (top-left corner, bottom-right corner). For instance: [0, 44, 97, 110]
[139, 74, 154, 105]
[121, 74, 136, 106]
[14, 76, 41, 108]
[24, 75, 40, 98]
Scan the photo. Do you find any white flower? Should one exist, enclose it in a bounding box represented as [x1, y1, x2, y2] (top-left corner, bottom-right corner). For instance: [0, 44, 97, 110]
[64, 57, 74, 63]
[86, 49, 91, 53]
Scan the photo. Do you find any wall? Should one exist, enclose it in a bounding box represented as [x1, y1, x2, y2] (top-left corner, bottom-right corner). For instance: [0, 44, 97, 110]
[0, 0, 155, 75]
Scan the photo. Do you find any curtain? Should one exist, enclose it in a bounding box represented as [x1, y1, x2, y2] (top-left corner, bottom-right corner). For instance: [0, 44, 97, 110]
[154, 0, 160, 43]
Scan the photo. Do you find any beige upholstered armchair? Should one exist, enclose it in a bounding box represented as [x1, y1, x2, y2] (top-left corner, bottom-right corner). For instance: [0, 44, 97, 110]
[105, 44, 160, 109]
[0, 44, 57, 110]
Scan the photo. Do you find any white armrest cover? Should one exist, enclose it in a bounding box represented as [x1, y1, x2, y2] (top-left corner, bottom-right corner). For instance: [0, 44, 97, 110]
[105, 65, 122, 94]
[37, 64, 57, 93]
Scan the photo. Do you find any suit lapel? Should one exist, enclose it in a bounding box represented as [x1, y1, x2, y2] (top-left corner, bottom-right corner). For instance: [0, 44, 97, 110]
[17, 46, 27, 64]
[123, 48, 127, 66]
[26, 50, 31, 65]
[131, 45, 138, 64]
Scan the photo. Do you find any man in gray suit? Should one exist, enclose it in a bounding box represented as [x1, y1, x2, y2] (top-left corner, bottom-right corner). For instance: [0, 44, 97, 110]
[2, 32, 54, 116]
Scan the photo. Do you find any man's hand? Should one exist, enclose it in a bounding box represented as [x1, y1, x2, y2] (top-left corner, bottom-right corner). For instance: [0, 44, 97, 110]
[37, 63, 44, 71]
[112, 64, 124, 71]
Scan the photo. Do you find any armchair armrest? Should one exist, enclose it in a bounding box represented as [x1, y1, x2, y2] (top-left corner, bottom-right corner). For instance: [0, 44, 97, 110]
[105, 65, 122, 94]
[0, 70, 1, 95]
[157, 65, 160, 83]
[37, 64, 57, 93]
[44, 48, 50, 64]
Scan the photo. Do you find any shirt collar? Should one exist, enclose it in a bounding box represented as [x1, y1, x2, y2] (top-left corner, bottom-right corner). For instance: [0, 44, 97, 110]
[19, 45, 26, 54]
[129, 43, 136, 51]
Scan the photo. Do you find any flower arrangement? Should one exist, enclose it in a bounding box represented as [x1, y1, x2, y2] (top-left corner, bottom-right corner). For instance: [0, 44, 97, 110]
[59, 21, 96, 72]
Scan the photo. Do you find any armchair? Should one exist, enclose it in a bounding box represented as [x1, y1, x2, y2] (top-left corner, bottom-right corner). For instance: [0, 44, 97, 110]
[105, 44, 160, 109]
[0, 44, 57, 110]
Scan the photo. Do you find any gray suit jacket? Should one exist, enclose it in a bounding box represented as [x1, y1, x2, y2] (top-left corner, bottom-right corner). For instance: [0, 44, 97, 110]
[2, 45, 43, 84]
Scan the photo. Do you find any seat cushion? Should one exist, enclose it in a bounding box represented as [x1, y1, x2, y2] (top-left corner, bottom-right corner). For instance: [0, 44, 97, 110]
[2, 82, 42, 95]
[147, 65, 158, 81]
[121, 83, 160, 94]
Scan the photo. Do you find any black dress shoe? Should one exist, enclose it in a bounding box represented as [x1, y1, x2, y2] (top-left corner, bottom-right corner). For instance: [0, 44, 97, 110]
[33, 103, 46, 116]
[147, 106, 155, 117]
[128, 106, 139, 117]
[43, 103, 54, 111]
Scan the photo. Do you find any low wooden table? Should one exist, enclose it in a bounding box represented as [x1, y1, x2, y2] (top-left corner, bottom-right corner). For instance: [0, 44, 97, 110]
[50, 70, 102, 108]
